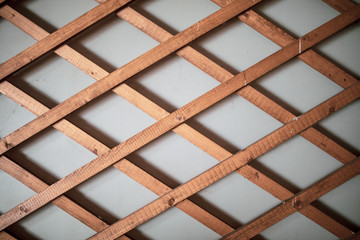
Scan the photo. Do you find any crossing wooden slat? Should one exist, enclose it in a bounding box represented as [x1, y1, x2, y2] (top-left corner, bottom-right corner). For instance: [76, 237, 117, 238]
[89, 81, 360, 239]
[222, 157, 360, 240]
[0, 156, 132, 240]
[0, 81, 234, 236]
[0, 4, 358, 231]
[323, 0, 360, 26]
[212, 0, 358, 88]
[0, 231, 17, 240]
[118, 1, 357, 164]
[0, 6, 352, 237]
[0, 4, 351, 238]
[0, 0, 133, 81]
[0, 0, 260, 155]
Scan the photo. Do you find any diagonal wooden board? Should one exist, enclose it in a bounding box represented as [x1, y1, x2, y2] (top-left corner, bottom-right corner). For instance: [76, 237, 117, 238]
[0, 0, 262, 229]
[0, 0, 133, 80]
[0, 4, 355, 238]
[2, 3, 357, 234]
[222, 157, 360, 239]
[0, 0, 261, 155]
[89, 82, 360, 239]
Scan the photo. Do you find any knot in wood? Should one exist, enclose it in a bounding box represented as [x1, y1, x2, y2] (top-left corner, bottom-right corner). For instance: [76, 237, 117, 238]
[168, 197, 175, 206]
[175, 115, 185, 122]
[292, 198, 302, 209]
[19, 205, 28, 213]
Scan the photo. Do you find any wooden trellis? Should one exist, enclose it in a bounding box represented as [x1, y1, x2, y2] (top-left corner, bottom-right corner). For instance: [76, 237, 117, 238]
[0, 0, 359, 239]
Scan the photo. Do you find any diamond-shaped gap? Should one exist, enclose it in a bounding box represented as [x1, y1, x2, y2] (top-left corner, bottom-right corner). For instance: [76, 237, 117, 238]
[7, 127, 97, 181]
[128, 54, 220, 110]
[0, 169, 34, 213]
[0, 94, 36, 138]
[315, 24, 360, 79]
[254, 135, 343, 191]
[194, 171, 280, 226]
[260, 212, 338, 240]
[135, 207, 220, 240]
[130, 0, 221, 33]
[129, 131, 220, 185]
[189, 92, 282, 153]
[10, 52, 96, 106]
[72, 164, 159, 223]
[192, 15, 281, 74]
[252, 58, 344, 114]
[255, 0, 339, 37]
[0, 16, 37, 62]
[15, 203, 95, 240]
[67, 89, 157, 148]
[317, 175, 360, 227]
[318, 100, 360, 153]
[67, 12, 159, 72]
[14, 0, 99, 30]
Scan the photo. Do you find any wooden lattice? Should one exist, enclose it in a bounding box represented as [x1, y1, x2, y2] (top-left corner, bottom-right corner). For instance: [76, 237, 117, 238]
[0, 0, 359, 239]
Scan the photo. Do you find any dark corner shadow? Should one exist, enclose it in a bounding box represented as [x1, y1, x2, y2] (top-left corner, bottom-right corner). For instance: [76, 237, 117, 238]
[7, 223, 38, 240]
[8, 0, 57, 33]
[3, 152, 121, 228]
[312, 124, 360, 156]
[249, 159, 301, 194]
[190, 18, 244, 76]
[250, 77, 303, 117]
[311, 200, 360, 233]
[126, 151, 182, 190]
[129, 0, 179, 37]
[185, 116, 241, 155]
[314, 24, 360, 80]
[66, 14, 121, 74]
[66, 92, 124, 149]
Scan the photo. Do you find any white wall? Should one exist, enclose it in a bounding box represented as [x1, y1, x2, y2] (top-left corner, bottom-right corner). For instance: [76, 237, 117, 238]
[0, 0, 359, 239]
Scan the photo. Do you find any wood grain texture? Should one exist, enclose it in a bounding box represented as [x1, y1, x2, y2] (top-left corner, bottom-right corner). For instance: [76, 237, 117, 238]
[1, 4, 358, 232]
[0, 0, 133, 80]
[0, 157, 132, 240]
[0, 81, 234, 236]
[212, 0, 358, 88]
[0, 5, 351, 238]
[0, 231, 17, 240]
[323, 0, 360, 26]
[0, 5, 352, 237]
[0, 0, 260, 155]
[89, 82, 360, 239]
[223, 157, 360, 240]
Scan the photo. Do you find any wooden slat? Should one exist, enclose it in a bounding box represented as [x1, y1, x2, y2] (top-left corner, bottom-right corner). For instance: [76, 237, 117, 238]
[119, 4, 358, 164]
[0, 231, 17, 240]
[212, 0, 358, 88]
[223, 157, 360, 240]
[0, 0, 261, 155]
[0, 0, 133, 80]
[323, 0, 360, 26]
[89, 82, 360, 239]
[0, 6, 352, 238]
[0, 81, 234, 236]
[0, 5, 358, 231]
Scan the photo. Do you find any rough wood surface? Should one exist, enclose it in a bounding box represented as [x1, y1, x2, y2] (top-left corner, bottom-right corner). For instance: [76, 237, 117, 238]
[223, 157, 360, 240]
[0, 0, 262, 230]
[0, 0, 260, 155]
[0, 5, 353, 238]
[0, 0, 133, 80]
[89, 82, 360, 239]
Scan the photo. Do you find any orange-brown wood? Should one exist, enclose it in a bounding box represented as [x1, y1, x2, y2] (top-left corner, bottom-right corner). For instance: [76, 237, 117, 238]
[0, 0, 261, 155]
[223, 157, 360, 240]
[0, 5, 353, 238]
[89, 82, 360, 239]
[0, 0, 133, 80]
[0, 4, 358, 232]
